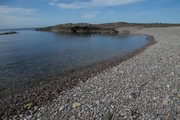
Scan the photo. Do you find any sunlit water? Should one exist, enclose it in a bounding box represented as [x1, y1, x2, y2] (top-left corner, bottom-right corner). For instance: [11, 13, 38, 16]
[0, 29, 148, 91]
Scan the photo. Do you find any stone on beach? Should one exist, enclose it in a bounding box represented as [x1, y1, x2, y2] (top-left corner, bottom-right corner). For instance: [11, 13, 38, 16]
[121, 30, 130, 34]
[72, 102, 81, 109]
[24, 102, 34, 109]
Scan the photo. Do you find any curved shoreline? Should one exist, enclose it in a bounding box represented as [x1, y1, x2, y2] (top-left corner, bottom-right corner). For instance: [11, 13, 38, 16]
[0, 33, 156, 118]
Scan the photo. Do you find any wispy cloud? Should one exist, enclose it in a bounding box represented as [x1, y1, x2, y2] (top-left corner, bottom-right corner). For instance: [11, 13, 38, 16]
[82, 11, 100, 19]
[108, 11, 115, 14]
[82, 13, 97, 19]
[49, 0, 144, 9]
[0, 6, 40, 29]
[0, 15, 38, 22]
[169, 8, 179, 12]
[51, 0, 59, 2]
[0, 5, 36, 15]
[0, 14, 39, 28]
[159, 0, 173, 2]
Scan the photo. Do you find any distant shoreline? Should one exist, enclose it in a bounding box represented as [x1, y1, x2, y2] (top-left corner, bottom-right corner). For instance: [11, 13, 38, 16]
[36, 22, 180, 34]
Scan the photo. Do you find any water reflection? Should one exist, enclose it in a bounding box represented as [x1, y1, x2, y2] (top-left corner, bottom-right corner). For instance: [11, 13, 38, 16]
[0, 29, 148, 91]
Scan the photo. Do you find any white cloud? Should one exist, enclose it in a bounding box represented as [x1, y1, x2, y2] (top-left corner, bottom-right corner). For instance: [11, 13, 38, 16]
[0, 5, 36, 15]
[49, 0, 144, 9]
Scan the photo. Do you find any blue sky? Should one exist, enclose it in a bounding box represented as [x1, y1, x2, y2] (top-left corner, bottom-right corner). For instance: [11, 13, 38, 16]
[0, 0, 180, 29]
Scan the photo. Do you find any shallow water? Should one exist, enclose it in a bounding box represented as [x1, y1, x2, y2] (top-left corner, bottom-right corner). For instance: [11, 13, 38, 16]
[0, 29, 148, 91]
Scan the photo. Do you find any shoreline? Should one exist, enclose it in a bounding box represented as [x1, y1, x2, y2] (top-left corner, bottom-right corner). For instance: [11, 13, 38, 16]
[0, 32, 156, 118]
[32, 26, 179, 119]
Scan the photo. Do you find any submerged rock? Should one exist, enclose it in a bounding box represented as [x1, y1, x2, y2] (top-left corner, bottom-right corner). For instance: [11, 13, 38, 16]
[0, 31, 18, 35]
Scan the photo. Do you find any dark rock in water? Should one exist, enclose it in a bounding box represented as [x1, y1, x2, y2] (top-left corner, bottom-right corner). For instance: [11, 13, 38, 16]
[36, 23, 119, 34]
[0, 31, 18, 35]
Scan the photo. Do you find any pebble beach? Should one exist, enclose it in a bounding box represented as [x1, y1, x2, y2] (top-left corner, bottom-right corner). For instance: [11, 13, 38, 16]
[4, 27, 180, 120]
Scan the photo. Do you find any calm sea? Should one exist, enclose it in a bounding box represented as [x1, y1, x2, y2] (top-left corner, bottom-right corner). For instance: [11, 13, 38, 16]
[0, 29, 148, 92]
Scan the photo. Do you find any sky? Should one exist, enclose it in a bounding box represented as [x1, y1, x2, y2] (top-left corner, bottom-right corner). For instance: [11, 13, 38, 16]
[0, 0, 180, 29]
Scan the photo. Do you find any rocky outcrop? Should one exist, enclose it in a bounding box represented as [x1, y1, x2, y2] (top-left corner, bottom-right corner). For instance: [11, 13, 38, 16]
[0, 32, 18, 35]
[36, 24, 119, 34]
[36, 22, 180, 34]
